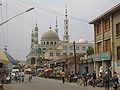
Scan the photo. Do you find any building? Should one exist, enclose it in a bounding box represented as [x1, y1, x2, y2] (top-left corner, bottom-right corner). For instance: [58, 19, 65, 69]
[26, 5, 93, 73]
[89, 3, 120, 77]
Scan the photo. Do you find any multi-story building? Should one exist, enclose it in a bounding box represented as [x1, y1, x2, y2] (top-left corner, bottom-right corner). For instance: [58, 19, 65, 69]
[89, 3, 120, 77]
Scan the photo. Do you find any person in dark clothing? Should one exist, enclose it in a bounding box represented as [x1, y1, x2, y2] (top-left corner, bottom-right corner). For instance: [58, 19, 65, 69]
[92, 71, 96, 87]
[82, 71, 88, 86]
[69, 71, 74, 83]
[61, 70, 65, 84]
[112, 73, 119, 90]
[104, 72, 109, 90]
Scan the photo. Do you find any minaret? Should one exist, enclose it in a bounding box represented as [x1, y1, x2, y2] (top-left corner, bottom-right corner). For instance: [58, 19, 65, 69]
[54, 17, 58, 35]
[49, 24, 52, 30]
[63, 4, 69, 43]
[34, 22, 38, 44]
[31, 30, 34, 48]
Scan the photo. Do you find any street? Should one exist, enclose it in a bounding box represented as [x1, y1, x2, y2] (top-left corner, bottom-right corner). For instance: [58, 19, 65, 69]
[4, 76, 105, 90]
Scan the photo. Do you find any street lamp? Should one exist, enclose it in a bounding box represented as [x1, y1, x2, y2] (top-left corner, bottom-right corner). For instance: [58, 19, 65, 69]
[0, 7, 34, 26]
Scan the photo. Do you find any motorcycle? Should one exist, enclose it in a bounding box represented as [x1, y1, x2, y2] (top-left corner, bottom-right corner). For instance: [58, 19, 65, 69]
[5, 76, 11, 84]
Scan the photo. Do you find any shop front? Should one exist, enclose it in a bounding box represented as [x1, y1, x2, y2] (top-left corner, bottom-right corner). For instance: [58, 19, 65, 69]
[94, 52, 111, 77]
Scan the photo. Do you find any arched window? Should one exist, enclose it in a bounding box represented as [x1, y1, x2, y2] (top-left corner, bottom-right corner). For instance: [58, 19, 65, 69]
[38, 48, 41, 53]
[47, 41, 49, 45]
[51, 41, 53, 45]
[44, 42, 45, 45]
[54, 42, 56, 45]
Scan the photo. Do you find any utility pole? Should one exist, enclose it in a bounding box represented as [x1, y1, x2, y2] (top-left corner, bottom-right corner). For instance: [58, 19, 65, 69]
[73, 41, 77, 74]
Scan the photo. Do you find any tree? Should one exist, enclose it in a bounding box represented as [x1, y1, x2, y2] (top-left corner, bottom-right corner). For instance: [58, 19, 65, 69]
[86, 46, 94, 55]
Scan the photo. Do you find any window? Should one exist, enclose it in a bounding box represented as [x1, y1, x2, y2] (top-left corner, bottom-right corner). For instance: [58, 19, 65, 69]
[38, 48, 41, 53]
[104, 39, 111, 52]
[96, 23, 101, 35]
[117, 46, 120, 60]
[51, 41, 53, 45]
[97, 42, 102, 52]
[56, 52, 60, 56]
[82, 46, 86, 50]
[66, 31, 68, 35]
[47, 41, 49, 45]
[66, 37, 68, 40]
[63, 46, 67, 50]
[54, 42, 56, 45]
[69, 53, 73, 55]
[69, 46, 73, 50]
[44, 42, 45, 45]
[116, 23, 120, 37]
[63, 53, 67, 55]
[76, 46, 79, 50]
[66, 21, 68, 24]
[50, 52, 53, 56]
[66, 26, 68, 30]
[105, 18, 110, 31]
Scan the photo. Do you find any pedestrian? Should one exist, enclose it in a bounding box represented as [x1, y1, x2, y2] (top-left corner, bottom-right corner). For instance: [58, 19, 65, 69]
[92, 71, 96, 87]
[69, 71, 74, 83]
[79, 75, 85, 86]
[112, 72, 119, 90]
[103, 72, 109, 90]
[29, 74, 32, 81]
[61, 70, 65, 84]
[82, 71, 88, 86]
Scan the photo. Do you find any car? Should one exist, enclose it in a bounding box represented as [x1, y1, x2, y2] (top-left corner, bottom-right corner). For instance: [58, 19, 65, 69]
[11, 69, 19, 80]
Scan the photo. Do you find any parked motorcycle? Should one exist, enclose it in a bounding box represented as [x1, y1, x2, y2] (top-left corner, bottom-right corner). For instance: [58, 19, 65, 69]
[5, 76, 11, 84]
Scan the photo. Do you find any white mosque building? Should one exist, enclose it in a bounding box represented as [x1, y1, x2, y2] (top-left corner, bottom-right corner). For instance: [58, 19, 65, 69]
[26, 6, 93, 67]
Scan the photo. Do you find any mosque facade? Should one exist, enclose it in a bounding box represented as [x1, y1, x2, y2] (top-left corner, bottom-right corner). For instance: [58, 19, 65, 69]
[26, 6, 93, 68]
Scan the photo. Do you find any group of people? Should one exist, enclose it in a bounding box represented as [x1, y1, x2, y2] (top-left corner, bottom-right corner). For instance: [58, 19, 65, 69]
[68, 70, 120, 90]
[76, 71, 96, 87]
[13, 71, 25, 82]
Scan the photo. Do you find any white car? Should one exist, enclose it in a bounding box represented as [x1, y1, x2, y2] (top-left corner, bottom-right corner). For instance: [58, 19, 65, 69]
[11, 69, 19, 79]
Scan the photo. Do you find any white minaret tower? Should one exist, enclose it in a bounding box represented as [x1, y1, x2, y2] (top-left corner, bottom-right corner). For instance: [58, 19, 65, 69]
[63, 4, 69, 43]
[54, 17, 58, 35]
[34, 22, 38, 44]
[31, 30, 34, 48]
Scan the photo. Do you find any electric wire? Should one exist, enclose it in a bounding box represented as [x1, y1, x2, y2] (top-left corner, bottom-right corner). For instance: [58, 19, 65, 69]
[17, 0, 89, 23]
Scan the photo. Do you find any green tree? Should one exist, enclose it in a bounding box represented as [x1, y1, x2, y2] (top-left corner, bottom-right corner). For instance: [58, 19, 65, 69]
[86, 46, 94, 55]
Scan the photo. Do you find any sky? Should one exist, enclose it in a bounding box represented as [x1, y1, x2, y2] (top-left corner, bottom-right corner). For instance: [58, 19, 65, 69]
[0, 0, 119, 61]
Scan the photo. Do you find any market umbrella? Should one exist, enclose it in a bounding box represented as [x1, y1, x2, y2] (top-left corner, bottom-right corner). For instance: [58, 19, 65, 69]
[4, 51, 17, 65]
[44, 68, 53, 72]
[0, 50, 9, 64]
[37, 68, 44, 71]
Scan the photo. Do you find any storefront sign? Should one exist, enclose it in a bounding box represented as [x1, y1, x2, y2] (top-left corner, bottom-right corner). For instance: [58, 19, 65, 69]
[94, 52, 111, 61]
[117, 61, 120, 66]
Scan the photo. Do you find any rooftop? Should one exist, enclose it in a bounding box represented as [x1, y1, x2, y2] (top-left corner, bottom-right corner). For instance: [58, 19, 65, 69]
[89, 3, 120, 24]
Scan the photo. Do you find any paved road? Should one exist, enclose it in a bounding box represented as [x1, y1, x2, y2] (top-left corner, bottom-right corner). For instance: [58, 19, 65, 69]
[4, 76, 105, 90]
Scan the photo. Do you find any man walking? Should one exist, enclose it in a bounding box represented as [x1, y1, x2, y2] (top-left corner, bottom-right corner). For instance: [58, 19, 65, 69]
[61, 70, 65, 84]
[92, 71, 96, 87]
[69, 71, 74, 83]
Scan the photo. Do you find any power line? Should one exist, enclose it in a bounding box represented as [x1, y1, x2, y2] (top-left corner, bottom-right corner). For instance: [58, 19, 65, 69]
[17, 0, 89, 23]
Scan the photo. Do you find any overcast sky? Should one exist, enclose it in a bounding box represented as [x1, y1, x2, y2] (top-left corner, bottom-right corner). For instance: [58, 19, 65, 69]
[0, 0, 119, 60]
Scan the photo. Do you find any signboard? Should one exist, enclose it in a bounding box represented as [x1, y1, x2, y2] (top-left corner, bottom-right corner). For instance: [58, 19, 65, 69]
[117, 61, 120, 66]
[94, 52, 111, 61]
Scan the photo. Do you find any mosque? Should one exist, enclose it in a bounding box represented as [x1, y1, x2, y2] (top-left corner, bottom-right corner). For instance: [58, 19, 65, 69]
[26, 6, 93, 68]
